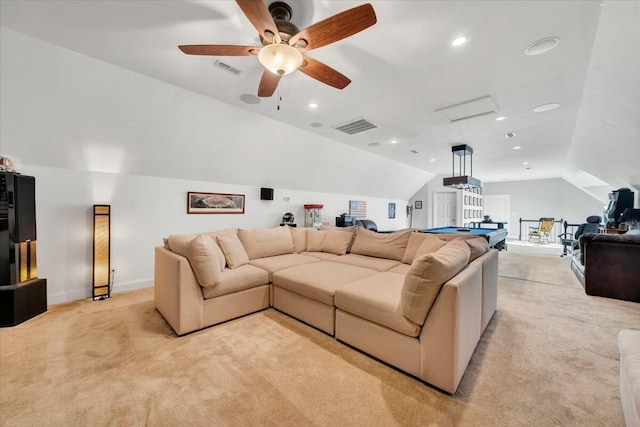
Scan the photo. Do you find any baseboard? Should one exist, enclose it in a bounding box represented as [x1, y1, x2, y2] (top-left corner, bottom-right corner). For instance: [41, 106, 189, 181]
[46, 278, 153, 305]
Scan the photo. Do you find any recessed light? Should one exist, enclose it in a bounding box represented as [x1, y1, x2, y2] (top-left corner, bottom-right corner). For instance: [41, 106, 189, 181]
[495, 116, 506, 121]
[410, 150, 419, 154]
[368, 142, 380, 147]
[310, 122, 322, 128]
[452, 36, 467, 47]
[522, 162, 529, 165]
[506, 132, 516, 138]
[525, 37, 560, 56]
[513, 146, 521, 150]
[430, 158, 436, 162]
[309, 103, 318, 108]
[389, 140, 398, 144]
[533, 103, 560, 112]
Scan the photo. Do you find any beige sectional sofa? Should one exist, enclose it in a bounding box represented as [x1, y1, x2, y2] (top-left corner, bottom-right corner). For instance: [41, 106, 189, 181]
[154, 225, 499, 393]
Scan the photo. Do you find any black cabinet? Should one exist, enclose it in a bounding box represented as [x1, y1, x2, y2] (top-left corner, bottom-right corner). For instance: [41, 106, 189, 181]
[0, 172, 47, 326]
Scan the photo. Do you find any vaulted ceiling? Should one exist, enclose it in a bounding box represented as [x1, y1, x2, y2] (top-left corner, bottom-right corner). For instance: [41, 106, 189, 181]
[1, 0, 638, 201]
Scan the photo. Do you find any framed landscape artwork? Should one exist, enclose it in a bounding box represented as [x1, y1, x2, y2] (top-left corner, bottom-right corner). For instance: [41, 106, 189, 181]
[187, 192, 245, 214]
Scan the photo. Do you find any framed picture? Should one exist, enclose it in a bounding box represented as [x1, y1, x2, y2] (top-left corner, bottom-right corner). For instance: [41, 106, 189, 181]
[187, 192, 245, 214]
[415, 200, 423, 209]
[388, 203, 396, 219]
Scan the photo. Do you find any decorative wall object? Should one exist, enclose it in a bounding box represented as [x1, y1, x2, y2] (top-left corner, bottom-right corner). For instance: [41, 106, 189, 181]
[92, 205, 111, 300]
[187, 192, 245, 214]
[349, 200, 367, 218]
[415, 200, 423, 209]
[388, 203, 396, 219]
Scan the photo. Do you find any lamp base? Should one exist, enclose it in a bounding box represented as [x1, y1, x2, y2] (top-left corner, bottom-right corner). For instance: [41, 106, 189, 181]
[0, 278, 47, 327]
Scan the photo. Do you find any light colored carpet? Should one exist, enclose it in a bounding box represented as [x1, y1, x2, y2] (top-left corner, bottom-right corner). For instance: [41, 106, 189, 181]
[1, 245, 639, 426]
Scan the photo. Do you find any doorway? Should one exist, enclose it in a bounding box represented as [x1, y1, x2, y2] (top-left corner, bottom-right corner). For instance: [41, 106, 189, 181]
[434, 191, 457, 227]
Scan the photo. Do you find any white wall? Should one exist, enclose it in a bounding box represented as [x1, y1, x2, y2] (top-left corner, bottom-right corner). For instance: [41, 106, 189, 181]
[0, 27, 423, 304]
[483, 178, 605, 239]
[25, 164, 410, 304]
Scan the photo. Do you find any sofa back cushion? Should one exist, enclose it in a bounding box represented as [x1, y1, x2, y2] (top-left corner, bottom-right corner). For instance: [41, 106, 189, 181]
[216, 235, 250, 269]
[186, 235, 223, 287]
[465, 237, 490, 261]
[321, 229, 356, 255]
[411, 235, 448, 261]
[289, 226, 308, 253]
[238, 227, 294, 259]
[350, 228, 412, 261]
[401, 239, 470, 325]
[167, 233, 226, 272]
[306, 229, 328, 252]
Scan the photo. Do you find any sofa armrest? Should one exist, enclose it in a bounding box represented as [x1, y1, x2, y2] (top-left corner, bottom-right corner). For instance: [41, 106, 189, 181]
[154, 247, 204, 335]
[475, 249, 498, 332]
[418, 261, 483, 393]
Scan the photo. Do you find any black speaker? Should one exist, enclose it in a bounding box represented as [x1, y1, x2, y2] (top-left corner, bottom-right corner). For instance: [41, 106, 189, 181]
[260, 188, 274, 201]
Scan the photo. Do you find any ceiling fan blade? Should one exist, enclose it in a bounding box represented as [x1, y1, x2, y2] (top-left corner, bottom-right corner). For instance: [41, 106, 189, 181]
[289, 3, 376, 52]
[298, 56, 351, 89]
[236, 0, 281, 44]
[178, 45, 259, 56]
[258, 70, 281, 97]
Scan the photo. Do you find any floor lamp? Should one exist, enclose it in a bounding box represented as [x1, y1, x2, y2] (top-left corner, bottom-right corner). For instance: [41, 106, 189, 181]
[92, 205, 111, 300]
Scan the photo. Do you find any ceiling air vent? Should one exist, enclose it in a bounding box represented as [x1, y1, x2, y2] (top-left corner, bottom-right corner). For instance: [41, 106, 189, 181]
[435, 95, 498, 123]
[212, 60, 242, 76]
[333, 118, 378, 135]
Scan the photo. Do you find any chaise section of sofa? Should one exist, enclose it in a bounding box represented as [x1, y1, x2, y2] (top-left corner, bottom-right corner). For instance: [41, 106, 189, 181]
[154, 225, 499, 393]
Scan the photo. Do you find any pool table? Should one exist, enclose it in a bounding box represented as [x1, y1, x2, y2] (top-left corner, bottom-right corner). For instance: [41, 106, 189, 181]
[420, 227, 508, 250]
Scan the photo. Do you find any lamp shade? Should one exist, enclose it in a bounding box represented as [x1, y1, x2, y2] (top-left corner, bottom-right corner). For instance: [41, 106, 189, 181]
[92, 205, 111, 300]
[258, 44, 303, 76]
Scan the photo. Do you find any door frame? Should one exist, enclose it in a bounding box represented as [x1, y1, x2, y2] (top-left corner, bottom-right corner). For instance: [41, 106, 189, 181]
[432, 190, 458, 228]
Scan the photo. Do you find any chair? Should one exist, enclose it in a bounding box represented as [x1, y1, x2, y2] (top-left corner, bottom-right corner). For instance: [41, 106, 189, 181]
[528, 217, 555, 243]
[559, 215, 601, 257]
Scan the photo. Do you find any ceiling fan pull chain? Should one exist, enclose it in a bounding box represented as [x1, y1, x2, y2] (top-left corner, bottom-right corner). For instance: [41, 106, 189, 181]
[277, 87, 282, 111]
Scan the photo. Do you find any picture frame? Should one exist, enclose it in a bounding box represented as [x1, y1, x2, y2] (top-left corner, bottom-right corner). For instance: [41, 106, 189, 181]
[388, 202, 396, 219]
[187, 192, 245, 214]
[415, 200, 423, 209]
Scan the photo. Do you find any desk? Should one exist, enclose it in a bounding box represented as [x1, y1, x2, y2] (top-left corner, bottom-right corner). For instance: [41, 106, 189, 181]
[470, 221, 507, 229]
[421, 227, 508, 250]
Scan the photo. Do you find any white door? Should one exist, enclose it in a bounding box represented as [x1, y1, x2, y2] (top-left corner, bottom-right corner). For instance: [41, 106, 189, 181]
[435, 192, 457, 227]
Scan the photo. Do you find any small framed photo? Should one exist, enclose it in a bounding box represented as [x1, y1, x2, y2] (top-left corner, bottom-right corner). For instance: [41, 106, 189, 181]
[187, 192, 245, 214]
[388, 203, 396, 219]
[415, 200, 423, 209]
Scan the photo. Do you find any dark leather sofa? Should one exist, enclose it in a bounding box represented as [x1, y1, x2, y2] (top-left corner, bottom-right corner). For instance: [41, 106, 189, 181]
[571, 233, 640, 303]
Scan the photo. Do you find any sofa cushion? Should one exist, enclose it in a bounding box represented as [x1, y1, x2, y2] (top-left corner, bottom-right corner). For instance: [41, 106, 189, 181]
[249, 253, 319, 281]
[238, 227, 294, 259]
[289, 226, 308, 253]
[321, 229, 356, 255]
[320, 225, 357, 251]
[185, 235, 223, 287]
[202, 264, 269, 299]
[350, 228, 412, 261]
[413, 235, 448, 260]
[332, 254, 401, 272]
[388, 263, 411, 275]
[306, 229, 328, 252]
[335, 272, 422, 337]
[202, 228, 239, 270]
[272, 261, 378, 306]
[402, 232, 430, 264]
[466, 237, 490, 261]
[216, 235, 250, 269]
[303, 251, 340, 261]
[167, 233, 226, 272]
[401, 239, 471, 325]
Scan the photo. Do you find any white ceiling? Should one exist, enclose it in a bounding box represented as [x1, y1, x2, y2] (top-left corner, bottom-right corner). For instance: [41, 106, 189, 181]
[1, 0, 639, 195]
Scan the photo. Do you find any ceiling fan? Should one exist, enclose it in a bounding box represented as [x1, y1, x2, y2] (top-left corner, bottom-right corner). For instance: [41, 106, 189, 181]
[179, 0, 377, 97]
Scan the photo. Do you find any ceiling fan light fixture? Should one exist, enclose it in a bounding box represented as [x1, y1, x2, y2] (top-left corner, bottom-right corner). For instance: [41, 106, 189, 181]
[258, 43, 303, 76]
